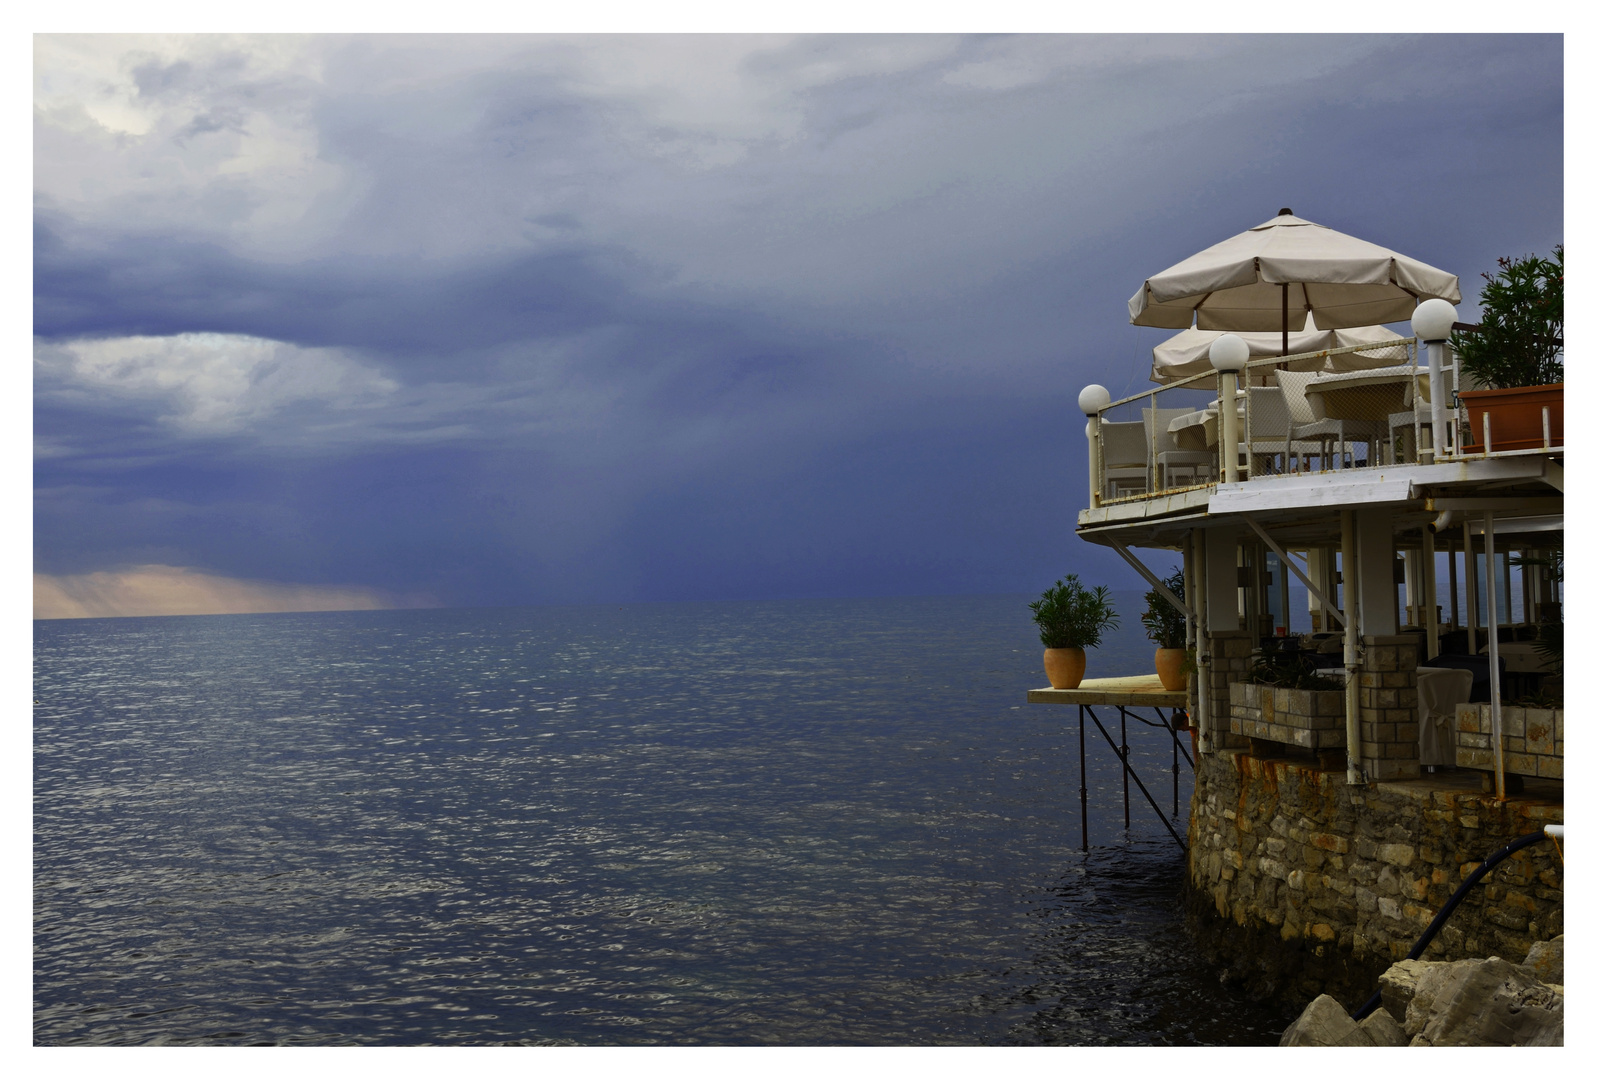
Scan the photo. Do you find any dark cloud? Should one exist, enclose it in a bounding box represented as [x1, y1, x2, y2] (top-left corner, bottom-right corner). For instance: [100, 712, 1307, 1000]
[34, 34, 1561, 608]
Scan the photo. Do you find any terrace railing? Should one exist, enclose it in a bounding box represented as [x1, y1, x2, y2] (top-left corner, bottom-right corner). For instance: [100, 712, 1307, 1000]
[1084, 337, 1563, 508]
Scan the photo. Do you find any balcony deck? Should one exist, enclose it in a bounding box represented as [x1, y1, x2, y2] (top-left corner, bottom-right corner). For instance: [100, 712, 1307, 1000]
[1027, 674, 1187, 707]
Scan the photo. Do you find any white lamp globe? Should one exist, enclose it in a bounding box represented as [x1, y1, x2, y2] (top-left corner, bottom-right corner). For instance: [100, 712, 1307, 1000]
[1078, 384, 1111, 415]
[1412, 298, 1458, 343]
[1209, 334, 1250, 372]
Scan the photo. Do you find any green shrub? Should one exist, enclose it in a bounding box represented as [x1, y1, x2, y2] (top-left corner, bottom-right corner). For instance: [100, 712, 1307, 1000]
[1452, 246, 1563, 389]
[1247, 644, 1343, 691]
[1030, 574, 1118, 649]
[1140, 568, 1186, 649]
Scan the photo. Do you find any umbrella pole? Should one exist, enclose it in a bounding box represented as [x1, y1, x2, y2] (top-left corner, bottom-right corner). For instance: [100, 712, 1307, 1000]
[1282, 284, 1289, 359]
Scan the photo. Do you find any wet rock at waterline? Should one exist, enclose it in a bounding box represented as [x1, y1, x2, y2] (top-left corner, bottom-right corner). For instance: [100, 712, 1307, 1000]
[1281, 938, 1564, 1047]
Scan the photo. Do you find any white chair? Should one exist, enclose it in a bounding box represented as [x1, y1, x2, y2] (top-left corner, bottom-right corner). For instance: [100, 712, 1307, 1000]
[1142, 407, 1212, 489]
[1240, 386, 1295, 475]
[1099, 419, 1149, 499]
[1387, 403, 1433, 463]
[1276, 369, 1384, 470]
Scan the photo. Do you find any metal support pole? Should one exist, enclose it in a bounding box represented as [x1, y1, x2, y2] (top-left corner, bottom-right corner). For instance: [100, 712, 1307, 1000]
[1078, 704, 1089, 851]
[1463, 521, 1478, 655]
[1121, 706, 1130, 830]
[1422, 525, 1439, 660]
[1084, 707, 1187, 850]
[1484, 513, 1505, 801]
[1167, 708, 1180, 822]
[1447, 541, 1459, 631]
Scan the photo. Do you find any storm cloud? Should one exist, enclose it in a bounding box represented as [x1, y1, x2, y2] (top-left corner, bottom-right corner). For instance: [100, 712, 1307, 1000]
[34, 34, 1563, 612]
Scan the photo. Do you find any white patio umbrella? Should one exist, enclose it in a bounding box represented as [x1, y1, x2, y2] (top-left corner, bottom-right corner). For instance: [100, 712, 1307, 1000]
[1150, 313, 1409, 388]
[1128, 209, 1462, 354]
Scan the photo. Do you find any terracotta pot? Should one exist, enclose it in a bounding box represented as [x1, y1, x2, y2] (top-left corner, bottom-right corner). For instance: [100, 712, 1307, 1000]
[1043, 647, 1087, 690]
[1154, 647, 1188, 692]
[1459, 383, 1562, 453]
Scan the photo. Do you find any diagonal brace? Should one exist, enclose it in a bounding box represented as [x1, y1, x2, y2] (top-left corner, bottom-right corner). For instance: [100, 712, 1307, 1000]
[1241, 514, 1345, 628]
[1085, 706, 1187, 851]
[1106, 538, 1191, 619]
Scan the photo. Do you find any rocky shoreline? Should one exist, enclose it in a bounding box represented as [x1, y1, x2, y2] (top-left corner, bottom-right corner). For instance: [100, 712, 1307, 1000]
[1279, 936, 1563, 1046]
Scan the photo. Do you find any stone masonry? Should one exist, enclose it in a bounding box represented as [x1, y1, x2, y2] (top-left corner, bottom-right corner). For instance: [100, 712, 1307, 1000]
[1202, 629, 1252, 750]
[1358, 633, 1423, 782]
[1230, 682, 1346, 750]
[1455, 704, 1564, 781]
[1189, 750, 1563, 975]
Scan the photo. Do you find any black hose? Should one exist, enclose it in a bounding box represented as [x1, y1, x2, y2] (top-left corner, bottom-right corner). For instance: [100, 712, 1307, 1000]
[1350, 830, 1550, 1021]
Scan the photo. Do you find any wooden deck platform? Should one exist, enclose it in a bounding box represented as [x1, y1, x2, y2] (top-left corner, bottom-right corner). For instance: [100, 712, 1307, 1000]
[1026, 674, 1187, 707]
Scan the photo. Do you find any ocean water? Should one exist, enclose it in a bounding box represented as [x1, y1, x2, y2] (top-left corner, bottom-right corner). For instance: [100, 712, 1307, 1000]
[34, 594, 1297, 1046]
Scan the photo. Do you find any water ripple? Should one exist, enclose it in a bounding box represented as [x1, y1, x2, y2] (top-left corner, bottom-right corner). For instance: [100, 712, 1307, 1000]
[36, 596, 1295, 1045]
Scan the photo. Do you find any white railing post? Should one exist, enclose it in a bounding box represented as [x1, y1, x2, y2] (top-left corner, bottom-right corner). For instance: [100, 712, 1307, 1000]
[1079, 385, 1110, 508]
[1211, 335, 1248, 485]
[1412, 299, 1457, 462]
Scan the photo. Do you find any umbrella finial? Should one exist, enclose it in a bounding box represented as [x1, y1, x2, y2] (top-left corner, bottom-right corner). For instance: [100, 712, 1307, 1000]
[1278, 207, 1293, 216]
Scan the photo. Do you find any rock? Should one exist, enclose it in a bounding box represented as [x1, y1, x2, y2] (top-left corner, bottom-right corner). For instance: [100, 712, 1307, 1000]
[1357, 1007, 1407, 1047]
[1522, 935, 1563, 985]
[1280, 994, 1375, 1046]
[1378, 958, 1445, 1025]
[1404, 956, 1562, 1046]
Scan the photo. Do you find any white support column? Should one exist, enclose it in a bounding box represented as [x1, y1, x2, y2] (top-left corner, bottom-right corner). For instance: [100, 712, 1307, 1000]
[1205, 525, 1241, 633]
[1356, 509, 1397, 638]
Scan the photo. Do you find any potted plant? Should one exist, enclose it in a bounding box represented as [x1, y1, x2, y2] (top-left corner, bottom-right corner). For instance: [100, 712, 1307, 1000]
[1141, 568, 1188, 691]
[1452, 246, 1562, 453]
[1030, 574, 1118, 690]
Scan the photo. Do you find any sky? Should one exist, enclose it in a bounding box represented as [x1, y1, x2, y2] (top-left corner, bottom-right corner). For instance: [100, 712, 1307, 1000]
[31, 32, 1565, 616]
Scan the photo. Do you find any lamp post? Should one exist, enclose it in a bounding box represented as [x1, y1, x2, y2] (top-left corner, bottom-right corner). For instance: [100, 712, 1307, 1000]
[1210, 334, 1249, 484]
[1412, 298, 1458, 463]
[1079, 384, 1111, 508]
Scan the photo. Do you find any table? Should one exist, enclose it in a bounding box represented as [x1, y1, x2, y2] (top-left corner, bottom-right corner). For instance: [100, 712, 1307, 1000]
[1490, 642, 1557, 675]
[1167, 403, 1244, 450]
[1415, 665, 1474, 767]
[1168, 408, 1217, 450]
[1302, 366, 1430, 422]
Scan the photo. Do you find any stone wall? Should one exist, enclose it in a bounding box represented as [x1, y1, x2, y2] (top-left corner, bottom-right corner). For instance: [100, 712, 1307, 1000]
[1230, 682, 1346, 750]
[1357, 633, 1423, 781]
[1203, 629, 1252, 749]
[1455, 704, 1564, 781]
[1188, 750, 1563, 988]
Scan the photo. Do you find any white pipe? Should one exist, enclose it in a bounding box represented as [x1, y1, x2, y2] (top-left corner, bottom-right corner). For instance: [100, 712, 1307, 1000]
[1545, 824, 1564, 841]
[1485, 511, 1504, 801]
[1427, 509, 1456, 535]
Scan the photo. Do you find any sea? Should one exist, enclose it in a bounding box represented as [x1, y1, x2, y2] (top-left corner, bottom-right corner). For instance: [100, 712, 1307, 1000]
[34, 593, 1299, 1046]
